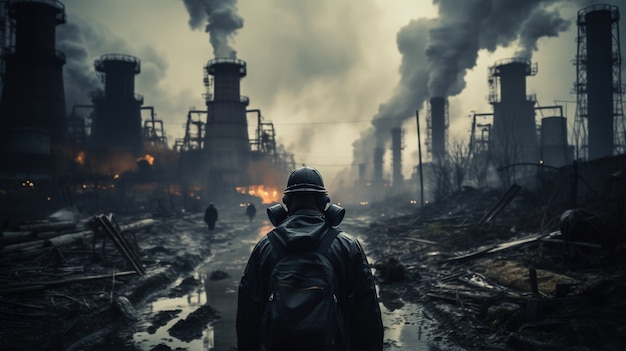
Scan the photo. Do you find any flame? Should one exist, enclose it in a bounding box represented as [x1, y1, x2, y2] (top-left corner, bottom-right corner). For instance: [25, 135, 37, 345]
[137, 154, 155, 165]
[236, 185, 281, 204]
[76, 151, 85, 165]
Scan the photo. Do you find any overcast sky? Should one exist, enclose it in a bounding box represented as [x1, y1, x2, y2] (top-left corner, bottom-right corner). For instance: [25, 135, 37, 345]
[58, 0, 625, 189]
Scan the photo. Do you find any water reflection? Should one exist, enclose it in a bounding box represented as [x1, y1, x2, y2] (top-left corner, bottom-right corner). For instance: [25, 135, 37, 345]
[133, 295, 215, 350]
[381, 301, 432, 350]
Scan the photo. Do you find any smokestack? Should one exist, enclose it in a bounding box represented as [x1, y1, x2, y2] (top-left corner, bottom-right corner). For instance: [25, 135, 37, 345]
[391, 128, 403, 187]
[428, 97, 448, 161]
[358, 163, 366, 183]
[351, 1, 569, 180]
[90, 54, 144, 154]
[373, 147, 384, 183]
[575, 5, 622, 159]
[203, 58, 250, 186]
[488, 58, 539, 164]
[0, 0, 67, 177]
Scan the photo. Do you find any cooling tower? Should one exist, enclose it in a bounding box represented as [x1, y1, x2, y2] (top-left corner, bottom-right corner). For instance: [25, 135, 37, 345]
[0, 0, 67, 177]
[203, 58, 251, 186]
[391, 128, 403, 187]
[90, 54, 143, 154]
[488, 58, 539, 164]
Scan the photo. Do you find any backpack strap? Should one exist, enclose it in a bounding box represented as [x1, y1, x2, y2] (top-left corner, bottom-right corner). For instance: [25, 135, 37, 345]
[315, 227, 340, 255]
[267, 230, 287, 260]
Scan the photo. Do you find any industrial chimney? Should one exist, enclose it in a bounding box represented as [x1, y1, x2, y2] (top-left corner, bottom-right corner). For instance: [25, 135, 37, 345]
[358, 163, 366, 184]
[391, 128, 403, 187]
[574, 4, 625, 160]
[373, 147, 384, 185]
[428, 97, 448, 161]
[540, 116, 570, 167]
[488, 58, 539, 165]
[0, 0, 67, 178]
[203, 58, 251, 188]
[90, 54, 144, 155]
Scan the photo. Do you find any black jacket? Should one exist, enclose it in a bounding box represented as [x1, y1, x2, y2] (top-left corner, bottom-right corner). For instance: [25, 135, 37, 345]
[236, 208, 383, 351]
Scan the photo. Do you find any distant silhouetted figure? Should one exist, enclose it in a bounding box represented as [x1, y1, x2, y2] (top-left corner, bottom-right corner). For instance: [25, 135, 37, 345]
[246, 203, 257, 222]
[204, 203, 218, 231]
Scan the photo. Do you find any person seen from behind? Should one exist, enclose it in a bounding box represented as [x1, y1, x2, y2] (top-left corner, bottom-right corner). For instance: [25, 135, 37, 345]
[204, 203, 218, 231]
[246, 202, 257, 222]
[236, 166, 383, 350]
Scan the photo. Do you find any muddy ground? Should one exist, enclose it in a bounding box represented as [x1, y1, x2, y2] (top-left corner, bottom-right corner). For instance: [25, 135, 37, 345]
[1, 187, 625, 350]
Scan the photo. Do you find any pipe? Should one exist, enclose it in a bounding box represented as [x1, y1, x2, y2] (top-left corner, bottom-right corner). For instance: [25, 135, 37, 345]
[470, 113, 493, 155]
[247, 109, 262, 151]
[141, 106, 155, 126]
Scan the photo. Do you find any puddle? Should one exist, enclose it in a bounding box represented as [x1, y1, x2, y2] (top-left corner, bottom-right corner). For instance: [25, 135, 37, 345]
[130, 221, 267, 350]
[381, 300, 435, 350]
[96, 218, 461, 350]
[132, 274, 217, 350]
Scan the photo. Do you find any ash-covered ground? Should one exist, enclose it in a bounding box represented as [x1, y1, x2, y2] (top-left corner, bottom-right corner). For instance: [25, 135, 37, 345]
[1, 186, 625, 351]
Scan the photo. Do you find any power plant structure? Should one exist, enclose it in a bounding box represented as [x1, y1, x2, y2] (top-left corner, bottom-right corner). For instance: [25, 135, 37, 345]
[0, 0, 68, 179]
[488, 58, 540, 168]
[0, 0, 295, 218]
[391, 127, 403, 188]
[574, 4, 625, 160]
[373, 147, 384, 185]
[90, 54, 144, 155]
[427, 97, 449, 162]
[1, 0, 622, 217]
[175, 56, 295, 201]
[202, 58, 250, 192]
[540, 115, 570, 167]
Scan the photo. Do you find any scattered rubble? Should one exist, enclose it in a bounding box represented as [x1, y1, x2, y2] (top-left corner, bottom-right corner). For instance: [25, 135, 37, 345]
[1, 163, 624, 350]
[168, 304, 220, 342]
[362, 184, 626, 350]
[0, 210, 210, 350]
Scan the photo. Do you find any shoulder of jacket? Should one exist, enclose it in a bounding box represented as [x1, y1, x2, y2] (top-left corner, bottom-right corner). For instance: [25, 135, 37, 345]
[336, 230, 356, 241]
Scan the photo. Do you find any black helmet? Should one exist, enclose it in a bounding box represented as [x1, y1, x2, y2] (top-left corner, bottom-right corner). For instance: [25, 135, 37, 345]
[283, 166, 327, 194]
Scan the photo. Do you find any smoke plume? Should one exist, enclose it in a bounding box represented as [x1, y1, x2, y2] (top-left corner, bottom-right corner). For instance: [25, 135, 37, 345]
[352, 0, 572, 178]
[182, 0, 244, 58]
[57, 15, 179, 143]
[56, 21, 103, 118]
[427, 0, 571, 97]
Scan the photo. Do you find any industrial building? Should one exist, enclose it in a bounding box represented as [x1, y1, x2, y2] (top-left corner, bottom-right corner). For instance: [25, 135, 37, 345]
[0, 0, 622, 216]
[574, 3, 625, 160]
[0, 0, 294, 219]
[0, 0, 68, 179]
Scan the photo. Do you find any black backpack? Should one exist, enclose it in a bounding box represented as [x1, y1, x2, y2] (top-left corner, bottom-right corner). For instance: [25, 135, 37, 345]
[260, 227, 348, 351]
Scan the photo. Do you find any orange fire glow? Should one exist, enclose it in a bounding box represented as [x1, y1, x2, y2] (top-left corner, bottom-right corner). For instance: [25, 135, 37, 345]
[75, 151, 85, 165]
[138, 154, 155, 165]
[236, 185, 281, 204]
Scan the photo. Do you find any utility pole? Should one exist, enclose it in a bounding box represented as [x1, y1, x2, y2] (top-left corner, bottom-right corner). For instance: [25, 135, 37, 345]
[416, 110, 424, 208]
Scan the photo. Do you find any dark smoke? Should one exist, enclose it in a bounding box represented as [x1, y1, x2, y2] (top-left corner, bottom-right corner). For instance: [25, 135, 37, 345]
[56, 14, 181, 147]
[182, 0, 244, 58]
[353, 17, 434, 166]
[427, 0, 570, 98]
[56, 21, 103, 118]
[514, 7, 570, 59]
[351, 0, 572, 178]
